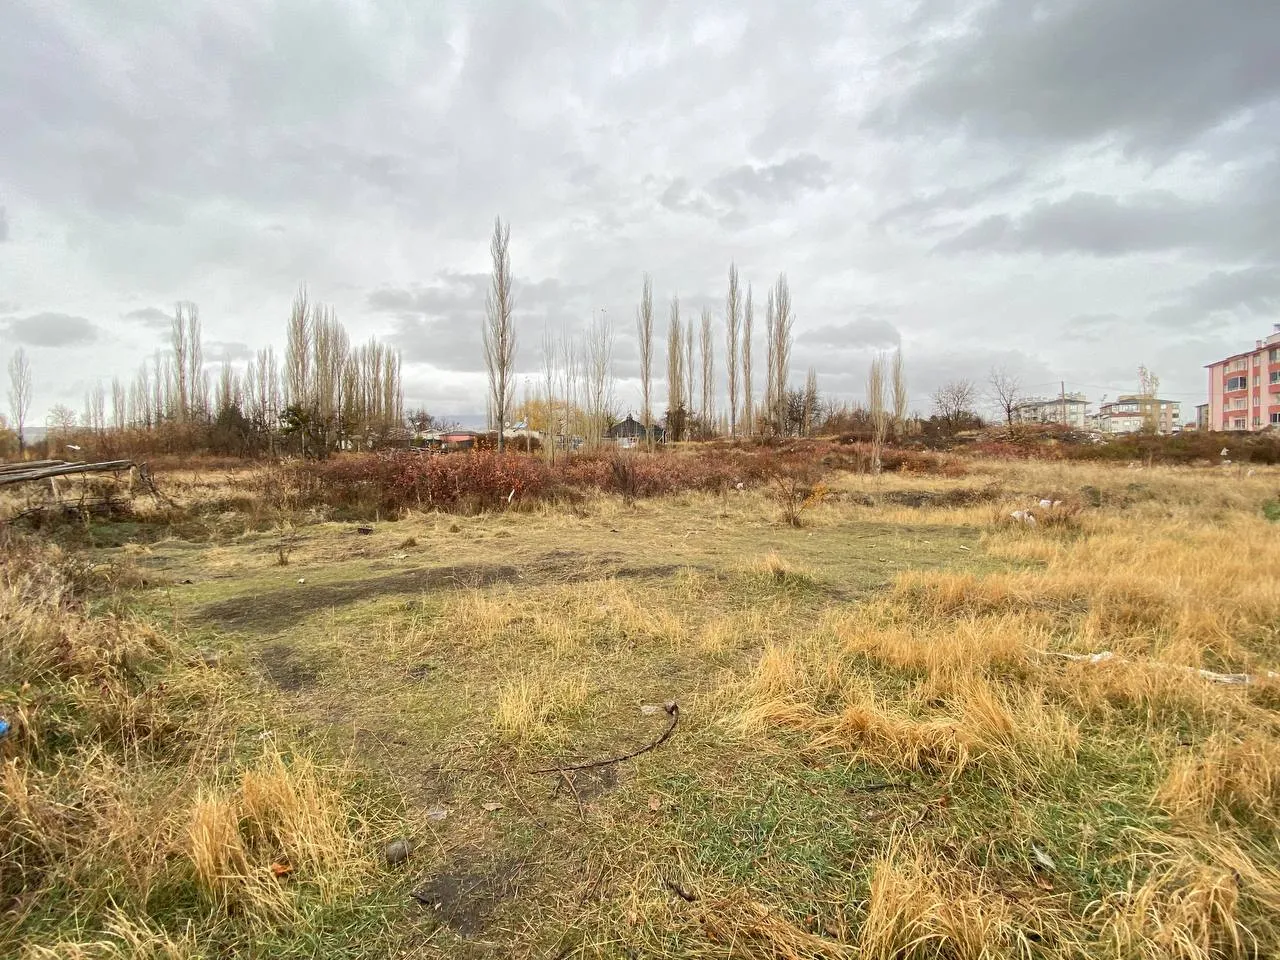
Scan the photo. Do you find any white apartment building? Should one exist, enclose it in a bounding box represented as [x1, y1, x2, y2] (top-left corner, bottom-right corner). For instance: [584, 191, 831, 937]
[1011, 394, 1089, 429]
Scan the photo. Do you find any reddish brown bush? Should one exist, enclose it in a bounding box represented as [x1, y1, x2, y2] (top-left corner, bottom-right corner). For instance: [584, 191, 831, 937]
[271, 448, 771, 517]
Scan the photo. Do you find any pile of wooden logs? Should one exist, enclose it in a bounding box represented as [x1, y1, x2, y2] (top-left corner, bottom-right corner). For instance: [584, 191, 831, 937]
[0, 459, 149, 521]
[0, 459, 137, 488]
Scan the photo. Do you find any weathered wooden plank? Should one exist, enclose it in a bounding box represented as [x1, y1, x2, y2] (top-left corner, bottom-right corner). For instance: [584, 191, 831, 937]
[0, 460, 135, 488]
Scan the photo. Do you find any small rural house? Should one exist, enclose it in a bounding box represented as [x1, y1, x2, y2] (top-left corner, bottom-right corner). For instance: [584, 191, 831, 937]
[606, 414, 665, 448]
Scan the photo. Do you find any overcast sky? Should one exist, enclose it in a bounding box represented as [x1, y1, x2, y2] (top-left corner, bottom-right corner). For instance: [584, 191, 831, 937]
[3, 0, 1278, 424]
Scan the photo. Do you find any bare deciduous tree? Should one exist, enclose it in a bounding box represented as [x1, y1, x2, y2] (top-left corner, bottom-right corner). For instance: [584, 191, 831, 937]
[892, 348, 908, 438]
[542, 322, 559, 463]
[684, 321, 695, 432]
[1138, 365, 1161, 432]
[587, 309, 614, 446]
[666, 297, 684, 441]
[171, 307, 190, 422]
[802, 367, 819, 437]
[741, 285, 753, 437]
[285, 288, 312, 408]
[563, 327, 582, 444]
[725, 264, 741, 439]
[768, 274, 794, 434]
[7, 346, 32, 452]
[83, 381, 106, 433]
[483, 216, 516, 452]
[111, 376, 127, 430]
[868, 355, 887, 472]
[987, 366, 1021, 426]
[764, 286, 776, 435]
[700, 307, 714, 434]
[637, 274, 654, 450]
[932, 379, 978, 435]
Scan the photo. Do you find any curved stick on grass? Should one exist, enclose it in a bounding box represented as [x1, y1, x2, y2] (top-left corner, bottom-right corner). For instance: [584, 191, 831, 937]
[529, 702, 680, 775]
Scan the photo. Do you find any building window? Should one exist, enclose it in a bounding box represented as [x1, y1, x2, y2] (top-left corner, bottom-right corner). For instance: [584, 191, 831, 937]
[1272, 412, 1280, 425]
[1254, 354, 1262, 365]
[1271, 371, 1280, 384]
[1271, 348, 1279, 363]
[1226, 376, 1248, 391]
[1234, 418, 1247, 429]
[1254, 375, 1261, 386]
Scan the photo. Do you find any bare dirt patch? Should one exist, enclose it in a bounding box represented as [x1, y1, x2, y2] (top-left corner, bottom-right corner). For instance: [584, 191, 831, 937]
[198, 554, 694, 633]
[199, 563, 521, 632]
[257, 642, 319, 691]
[411, 852, 522, 936]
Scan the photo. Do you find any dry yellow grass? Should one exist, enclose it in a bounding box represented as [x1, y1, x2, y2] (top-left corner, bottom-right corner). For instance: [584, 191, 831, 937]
[8, 455, 1280, 957]
[492, 667, 591, 742]
[1156, 732, 1280, 826]
[859, 838, 1037, 960]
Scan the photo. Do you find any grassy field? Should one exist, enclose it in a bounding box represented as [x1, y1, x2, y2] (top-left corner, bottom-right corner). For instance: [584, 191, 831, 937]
[4, 455, 1280, 958]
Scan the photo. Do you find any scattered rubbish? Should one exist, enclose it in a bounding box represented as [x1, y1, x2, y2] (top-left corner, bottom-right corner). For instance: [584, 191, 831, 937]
[1221, 448, 1230, 457]
[530, 701, 680, 775]
[481, 802, 504, 813]
[850, 780, 909, 794]
[1038, 499, 1063, 508]
[391, 552, 408, 560]
[639, 704, 662, 716]
[199, 649, 222, 668]
[0, 718, 9, 739]
[663, 877, 699, 902]
[356, 525, 374, 535]
[256, 730, 274, 740]
[270, 861, 293, 878]
[181, 578, 194, 585]
[735, 481, 745, 491]
[385, 838, 416, 865]
[1010, 510, 1037, 526]
[1031, 844, 1056, 873]
[426, 807, 450, 822]
[297, 577, 306, 584]
[1035, 648, 1278, 685]
[648, 795, 663, 812]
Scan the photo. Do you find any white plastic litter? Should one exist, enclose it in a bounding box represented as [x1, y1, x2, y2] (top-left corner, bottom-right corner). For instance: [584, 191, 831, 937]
[1035, 648, 1277, 685]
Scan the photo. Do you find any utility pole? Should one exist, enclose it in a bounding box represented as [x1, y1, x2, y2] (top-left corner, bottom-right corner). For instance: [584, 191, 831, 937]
[1060, 380, 1066, 426]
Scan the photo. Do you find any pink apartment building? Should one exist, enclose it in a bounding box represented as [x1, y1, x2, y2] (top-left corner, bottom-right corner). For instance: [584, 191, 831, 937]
[1206, 325, 1280, 432]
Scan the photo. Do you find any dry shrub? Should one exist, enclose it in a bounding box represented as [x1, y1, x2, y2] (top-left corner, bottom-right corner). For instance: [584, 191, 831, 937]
[1156, 733, 1280, 826]
[733, 649, 1077, 782]
[185, 748, 362, 920]
[1095, 856, 1251, 960]
[834, 610, 1030, 686]
[746, 552, 817, 588]
[0, 531, 374, 948]
[700, 894, 853, 958]
[897, 514, 1280, 669]
[859, 838, 1033, 960]
[272, 448, 773, 518]
[1048, 658, 1247, 730]
[22, 909, 203, 959]
[492, 667, 590, 742]
[760, 453, 829, 527]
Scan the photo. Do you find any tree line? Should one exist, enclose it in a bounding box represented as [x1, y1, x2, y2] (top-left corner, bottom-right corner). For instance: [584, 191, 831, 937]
[2, 290, 404, 459]
[481, 216, 921, 458]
